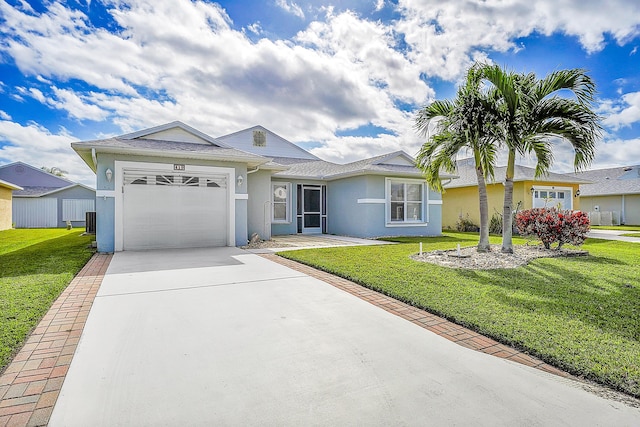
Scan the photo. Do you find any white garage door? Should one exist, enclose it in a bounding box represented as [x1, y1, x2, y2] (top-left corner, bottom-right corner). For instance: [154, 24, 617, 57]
[123, 170, 228, 250]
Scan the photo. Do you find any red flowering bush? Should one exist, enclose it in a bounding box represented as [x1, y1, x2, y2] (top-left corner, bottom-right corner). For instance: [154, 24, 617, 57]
[515, 208, 590, 249]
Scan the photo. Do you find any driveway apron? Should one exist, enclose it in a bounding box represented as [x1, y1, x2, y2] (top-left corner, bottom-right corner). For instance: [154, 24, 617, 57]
[50, 247, 639, 426]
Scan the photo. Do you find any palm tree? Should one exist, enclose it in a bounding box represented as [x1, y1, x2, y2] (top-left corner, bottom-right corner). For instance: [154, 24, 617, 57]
[415, 66, 500, 252]
[477, 65, 601, 253]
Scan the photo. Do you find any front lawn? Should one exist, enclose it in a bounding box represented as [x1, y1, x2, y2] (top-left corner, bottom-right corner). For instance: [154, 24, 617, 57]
[621, 233, 640, 238]
[0, 229, 94, 372]
[279, 232, 640, 397]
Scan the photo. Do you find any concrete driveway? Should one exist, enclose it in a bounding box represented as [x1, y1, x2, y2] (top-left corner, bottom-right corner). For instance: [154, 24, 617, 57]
[50, 247, 639, 426]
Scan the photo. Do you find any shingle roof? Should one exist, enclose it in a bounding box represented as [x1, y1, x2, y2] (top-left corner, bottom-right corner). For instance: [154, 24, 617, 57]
[13, 184, 95, 197]
[444, 159, 589, 189]
[271, 151, 452, 180]
[569, 165, 640, 196]
[72, 137, 270, 170]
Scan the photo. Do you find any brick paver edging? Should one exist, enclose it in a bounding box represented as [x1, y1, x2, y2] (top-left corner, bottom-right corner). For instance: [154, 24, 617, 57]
[0, 253, 112, 427]
[261, 253, 569, 379]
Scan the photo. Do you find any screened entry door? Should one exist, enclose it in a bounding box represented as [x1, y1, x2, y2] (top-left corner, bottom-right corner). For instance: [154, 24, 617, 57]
[296, 184, 326, 234]
[302, 186, 322, 233]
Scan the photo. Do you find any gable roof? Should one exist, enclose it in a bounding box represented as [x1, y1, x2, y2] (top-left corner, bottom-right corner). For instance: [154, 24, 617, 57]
[119, 121, 230, 147]
[444, 159, 590, 189]
[13, 183, 95, 198]
[216, 125, 319, 161]
[72, 123, 271, 171]
[0, 161, 75, 188]
[0, 161, 94, 197]
[569, 165, 640, 196]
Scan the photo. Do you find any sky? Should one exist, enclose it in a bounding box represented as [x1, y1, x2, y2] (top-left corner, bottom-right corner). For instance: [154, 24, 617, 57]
[1, 0, 639, 187]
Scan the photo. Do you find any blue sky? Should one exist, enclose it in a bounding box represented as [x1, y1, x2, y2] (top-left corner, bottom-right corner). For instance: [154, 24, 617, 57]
[1, 0, 639, 186]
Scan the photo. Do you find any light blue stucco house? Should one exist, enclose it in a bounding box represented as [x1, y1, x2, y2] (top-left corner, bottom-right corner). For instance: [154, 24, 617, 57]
[0, 161, 96, 228]
[72, 122, 449, 252]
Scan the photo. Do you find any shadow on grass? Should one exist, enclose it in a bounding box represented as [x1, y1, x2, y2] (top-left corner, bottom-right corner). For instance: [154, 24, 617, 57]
[0, 233, 94, 279]
[455, 255, 639, 340]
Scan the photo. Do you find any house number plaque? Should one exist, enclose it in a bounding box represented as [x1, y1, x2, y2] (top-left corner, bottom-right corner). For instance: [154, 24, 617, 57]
[173, 164, 185, 171]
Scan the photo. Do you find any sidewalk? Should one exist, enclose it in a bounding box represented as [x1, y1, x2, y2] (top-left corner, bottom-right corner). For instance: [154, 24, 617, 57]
[0, 254, 112, 427]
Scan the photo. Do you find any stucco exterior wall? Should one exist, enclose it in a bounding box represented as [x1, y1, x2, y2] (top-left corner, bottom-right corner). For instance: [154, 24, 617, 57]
[442, 181, 581, 230]
[247, 170, 272, 240]
[0, 187, 12, 230]
[328, 175, 442, 238]
[580, 194, 640, 225]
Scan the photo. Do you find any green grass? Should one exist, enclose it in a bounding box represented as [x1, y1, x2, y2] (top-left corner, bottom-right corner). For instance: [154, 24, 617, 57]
[621, 233, 640, 238]
[280, 232, 640, 397]
[591, 225, 640, 231]
[0, 229, 94, 372]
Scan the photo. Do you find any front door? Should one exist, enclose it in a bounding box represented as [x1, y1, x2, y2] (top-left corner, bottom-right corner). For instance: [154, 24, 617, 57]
[302, 185, 322, 233]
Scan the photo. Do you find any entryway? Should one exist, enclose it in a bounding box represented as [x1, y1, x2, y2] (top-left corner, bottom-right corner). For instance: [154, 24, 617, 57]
[297, 184, 326, 234]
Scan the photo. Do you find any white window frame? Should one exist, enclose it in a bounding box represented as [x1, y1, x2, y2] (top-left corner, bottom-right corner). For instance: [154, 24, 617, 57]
[272, 182, 291, 223]
[385, 178, 428, 227]
[531, 186, 574, 210]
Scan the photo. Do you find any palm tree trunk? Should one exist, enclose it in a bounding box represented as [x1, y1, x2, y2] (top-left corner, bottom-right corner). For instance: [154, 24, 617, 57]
[475, 151, 490, 252]
[502, 149, 516, 253]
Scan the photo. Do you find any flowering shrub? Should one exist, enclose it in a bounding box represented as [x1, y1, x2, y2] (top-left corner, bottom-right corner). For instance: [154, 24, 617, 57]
[515, 208, 590, 249]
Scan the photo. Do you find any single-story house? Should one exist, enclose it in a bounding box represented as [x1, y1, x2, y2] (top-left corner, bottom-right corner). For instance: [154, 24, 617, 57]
[441, 158, 589, 230]
[0, 178, 23, 230]
[0, 162, 96, 228]
[570, 165, 640, 225]
[71, 121, 451, 252]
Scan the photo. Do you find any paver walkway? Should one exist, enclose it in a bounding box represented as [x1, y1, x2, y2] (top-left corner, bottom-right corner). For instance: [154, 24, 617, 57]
[0, 254, 112, 427]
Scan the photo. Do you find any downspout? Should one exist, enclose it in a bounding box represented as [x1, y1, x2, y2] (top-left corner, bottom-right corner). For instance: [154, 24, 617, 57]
[621, 194, 626, 225]
[91, 148, 98, 171]
[247, 166, 260, 175]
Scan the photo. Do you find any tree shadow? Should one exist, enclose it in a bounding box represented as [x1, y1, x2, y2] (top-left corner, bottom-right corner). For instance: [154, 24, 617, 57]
[455, 255, 639, 340]
[0, 233, 94, 279]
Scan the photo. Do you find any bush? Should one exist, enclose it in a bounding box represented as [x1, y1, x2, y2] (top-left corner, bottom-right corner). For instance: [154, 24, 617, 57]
[515, 208, 590, 249]
[489, 212, 502, 235]
[456, 214, 478, 232]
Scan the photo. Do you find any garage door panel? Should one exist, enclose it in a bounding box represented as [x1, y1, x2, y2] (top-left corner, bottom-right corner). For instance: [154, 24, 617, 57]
[123, 173, 228, 251]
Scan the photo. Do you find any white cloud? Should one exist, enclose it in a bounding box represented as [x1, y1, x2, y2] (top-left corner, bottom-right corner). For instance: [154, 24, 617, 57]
[246, 22, 262, 35]
[375, 0, 385, 12]
[397, 0, 640, 81]
[0, 121, 95, 186]
[275, 0, 305, 19]
[0, 0, 638, 175]
[0, 111, 11, 120]
[601, 92, 640, 130]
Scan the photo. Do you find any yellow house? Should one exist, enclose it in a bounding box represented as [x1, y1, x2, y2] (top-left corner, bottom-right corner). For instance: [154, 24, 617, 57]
[0, 179, 23, 231]
[441, 159, 589, 230]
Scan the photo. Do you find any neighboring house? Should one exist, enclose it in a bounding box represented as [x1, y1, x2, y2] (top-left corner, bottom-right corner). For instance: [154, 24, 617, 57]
[71, 121, 451, 252]
[570, 165, 640, 225]
[0, 179, 23, 230]
[441, 158, 589, 230]
[0, 162, 96, 228]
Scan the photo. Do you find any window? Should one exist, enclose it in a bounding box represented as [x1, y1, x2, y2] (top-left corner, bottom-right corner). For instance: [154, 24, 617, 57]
[532, 187, 572, 209]
[272, 183, 290, 223]
[387, 179, 424, 224]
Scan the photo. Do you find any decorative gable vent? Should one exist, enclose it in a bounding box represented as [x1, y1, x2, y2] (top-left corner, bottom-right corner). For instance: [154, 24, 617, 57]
[253, 130, 266, 147]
